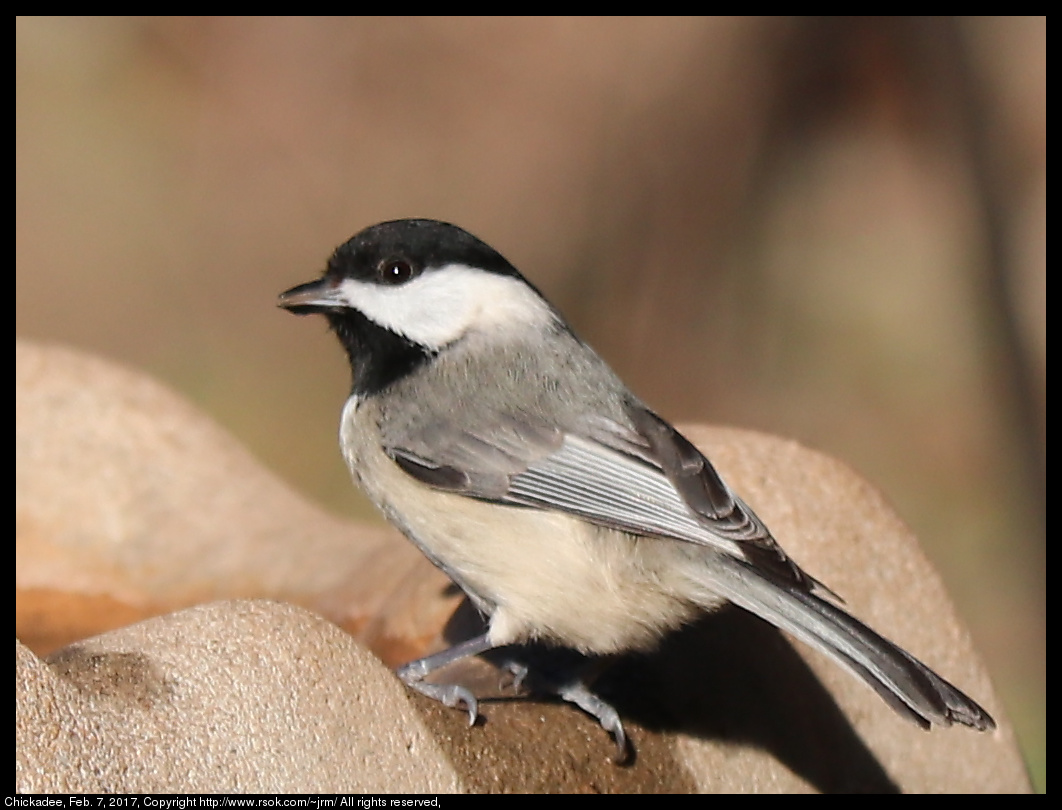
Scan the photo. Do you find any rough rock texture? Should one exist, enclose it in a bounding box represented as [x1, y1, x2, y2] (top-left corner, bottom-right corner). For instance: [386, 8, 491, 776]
[16, 602, 461, 793]
[15, 340, 1030, 792]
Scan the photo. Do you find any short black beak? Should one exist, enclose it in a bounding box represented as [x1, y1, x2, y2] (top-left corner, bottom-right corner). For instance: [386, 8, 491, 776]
[278, 278, 336, 314]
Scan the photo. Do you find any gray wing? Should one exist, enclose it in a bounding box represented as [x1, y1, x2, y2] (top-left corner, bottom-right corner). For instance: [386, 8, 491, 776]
[385, 404, 819, 591]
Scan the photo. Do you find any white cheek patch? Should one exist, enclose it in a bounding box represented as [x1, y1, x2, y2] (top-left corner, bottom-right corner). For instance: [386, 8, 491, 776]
[334, 263, 555, 349]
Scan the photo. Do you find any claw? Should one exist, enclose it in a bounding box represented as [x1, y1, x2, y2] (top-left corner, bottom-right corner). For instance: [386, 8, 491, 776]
[395, 633, 496, 726]
[558, 679, 631, 764]
[503, 659, 531, 692]
[397, 664, 481, 725]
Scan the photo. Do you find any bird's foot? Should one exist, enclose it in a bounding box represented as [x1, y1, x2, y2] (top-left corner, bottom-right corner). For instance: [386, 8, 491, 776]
[396, 633, 496, 726]
[397, 664, 480, 726]
[556, 678, 631, 764]
[494, 647, 631, 764]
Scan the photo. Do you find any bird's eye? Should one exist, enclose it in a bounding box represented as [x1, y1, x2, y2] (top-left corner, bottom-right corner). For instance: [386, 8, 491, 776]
[378, 258, 415, 285]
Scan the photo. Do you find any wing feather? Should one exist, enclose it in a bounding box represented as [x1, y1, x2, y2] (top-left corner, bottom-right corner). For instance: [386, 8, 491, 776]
[385, 405, 821, 592]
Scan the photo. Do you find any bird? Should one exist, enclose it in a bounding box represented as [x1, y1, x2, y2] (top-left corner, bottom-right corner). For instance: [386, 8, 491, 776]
[278, 218, 995, 759]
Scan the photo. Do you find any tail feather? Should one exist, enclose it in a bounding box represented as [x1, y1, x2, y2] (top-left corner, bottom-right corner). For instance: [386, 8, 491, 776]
[698, 556, 995, 731]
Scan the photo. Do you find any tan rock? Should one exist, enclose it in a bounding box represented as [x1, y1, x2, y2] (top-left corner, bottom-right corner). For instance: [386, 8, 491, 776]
[16, 601, 461, 793]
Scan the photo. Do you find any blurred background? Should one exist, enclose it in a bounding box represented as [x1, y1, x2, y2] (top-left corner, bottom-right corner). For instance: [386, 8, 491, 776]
[15, 17, 1044, 789]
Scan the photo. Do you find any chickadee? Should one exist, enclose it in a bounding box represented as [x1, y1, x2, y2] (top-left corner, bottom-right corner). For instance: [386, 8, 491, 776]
[279, 218, 994, 757]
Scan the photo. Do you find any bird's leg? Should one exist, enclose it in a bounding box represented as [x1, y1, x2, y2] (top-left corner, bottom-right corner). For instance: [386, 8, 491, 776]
[396, 632, 496, 726]
[493, 647, 630, 763]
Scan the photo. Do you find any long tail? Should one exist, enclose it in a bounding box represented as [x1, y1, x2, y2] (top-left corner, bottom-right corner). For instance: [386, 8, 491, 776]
[698, 555, 995, 730]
